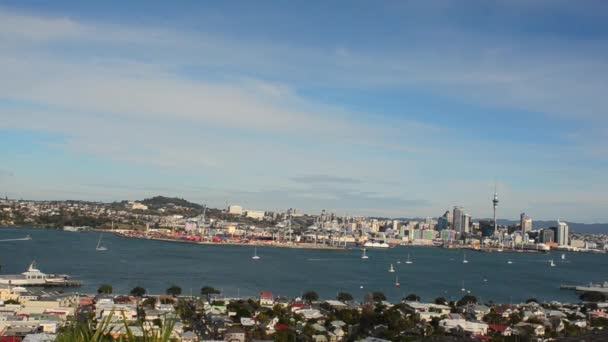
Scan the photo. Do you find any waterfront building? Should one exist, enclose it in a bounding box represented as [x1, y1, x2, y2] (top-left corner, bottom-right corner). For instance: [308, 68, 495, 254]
[463, 214, 471, 234]
[227, 205, 243, 215]
[245, 210, 265, 220]
[557, 220, 569, 246]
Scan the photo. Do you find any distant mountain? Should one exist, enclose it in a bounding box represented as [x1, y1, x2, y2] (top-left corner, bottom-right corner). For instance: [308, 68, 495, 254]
[140, 196, 202, 210]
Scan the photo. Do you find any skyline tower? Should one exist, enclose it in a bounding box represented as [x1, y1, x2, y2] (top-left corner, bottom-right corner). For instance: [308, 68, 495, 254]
[493, 184, 499, 237]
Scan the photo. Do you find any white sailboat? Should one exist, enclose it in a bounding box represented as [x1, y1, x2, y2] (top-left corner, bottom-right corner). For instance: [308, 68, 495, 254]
[361, 248, 369, 260]
[388, 264, 395, 273]
[462, 252, 469, 264]
[405, 254, 413, 264]
[394, 275, 400, 287]
[461, 280, 466, 292]
[507, 259, 513, 264]
[96, 233, 107, 251]
[549, 259, 556, 267]
[252, 246, 261, 260]
[561, 253, 566, 260]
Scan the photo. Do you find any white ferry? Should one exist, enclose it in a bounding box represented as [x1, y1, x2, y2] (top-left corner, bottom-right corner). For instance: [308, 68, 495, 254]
[0, 261, 72, 286]
[363, 241, 390, 248]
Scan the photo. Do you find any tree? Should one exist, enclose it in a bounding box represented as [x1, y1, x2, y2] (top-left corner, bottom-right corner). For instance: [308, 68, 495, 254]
[303, 291, 319, 303]
[456, 295, 477, 307]
[200, 286, 220, 301]
[4, 299, 19, 305]
[404, 293, 421, 302]
[166, 285, 182, 297]
[337, 292, 353, 302]
[525, 298, 538, 304]
[580, 291, 607, 302]
[97, 284, 113, 294]
[434, 297, 448, 305]
[130, 286, 146, 297]
[372, 291, 386, 302]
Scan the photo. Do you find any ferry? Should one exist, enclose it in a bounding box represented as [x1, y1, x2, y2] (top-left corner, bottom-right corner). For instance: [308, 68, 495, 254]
[363, 241, 390, 248]
[0, 261, 77, 287]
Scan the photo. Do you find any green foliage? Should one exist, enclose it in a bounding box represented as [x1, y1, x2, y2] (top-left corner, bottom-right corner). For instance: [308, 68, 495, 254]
[130, 286, 146, 297]
[372, 291, 387, 302]
[166, 285, 182, 297]
[303, 290, 319, 303]
[525, 298, 538, 303]
[337, 292, 353, 302]
[55, 312, 176, 342]
[200, 286, 220, 297]
[4, 299, 20, 305]
[434, 297, 447, 305]
[404, 293, 420, 302]
[456, 295, 477, 307]
[97, 284, 113, 294]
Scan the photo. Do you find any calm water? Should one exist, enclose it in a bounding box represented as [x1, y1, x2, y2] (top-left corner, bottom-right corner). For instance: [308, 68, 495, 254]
[1, 227, 607, 303]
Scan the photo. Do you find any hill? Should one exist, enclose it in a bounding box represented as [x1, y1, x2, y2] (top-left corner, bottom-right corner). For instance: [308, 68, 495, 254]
[140, 196, 203, 210]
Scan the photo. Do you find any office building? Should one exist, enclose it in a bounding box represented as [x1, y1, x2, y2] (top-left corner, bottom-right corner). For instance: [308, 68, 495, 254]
[557, 220, 569, 246]
[520, 213, 532, 232]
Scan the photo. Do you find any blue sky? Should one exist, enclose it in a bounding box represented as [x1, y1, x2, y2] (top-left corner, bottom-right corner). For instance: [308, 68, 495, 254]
[1, 1, 607, 222]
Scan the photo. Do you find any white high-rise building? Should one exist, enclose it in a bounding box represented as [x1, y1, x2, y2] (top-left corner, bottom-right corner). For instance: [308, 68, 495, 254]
[557, 220, 569, 246]
[462, 214, 471, 234]
[227, 205, 243, 215]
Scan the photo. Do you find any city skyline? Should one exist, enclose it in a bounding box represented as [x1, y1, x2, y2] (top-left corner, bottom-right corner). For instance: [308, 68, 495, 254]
[1, 1, 608, 222]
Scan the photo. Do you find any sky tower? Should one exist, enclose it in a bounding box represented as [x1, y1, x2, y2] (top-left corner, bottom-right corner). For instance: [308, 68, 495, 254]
[493, 184, 499, 237]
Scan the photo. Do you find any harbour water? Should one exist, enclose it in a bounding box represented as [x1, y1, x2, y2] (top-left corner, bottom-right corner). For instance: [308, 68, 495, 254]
[2, 227, 607, 303]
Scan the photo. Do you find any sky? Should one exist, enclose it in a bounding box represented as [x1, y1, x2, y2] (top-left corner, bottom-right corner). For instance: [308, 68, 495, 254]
[1, 0, 607, 222]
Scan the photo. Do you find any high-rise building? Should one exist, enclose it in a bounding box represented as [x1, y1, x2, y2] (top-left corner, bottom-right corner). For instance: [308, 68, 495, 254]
[520, 213, 532, 232]
[437, 216, 449, 231]
[539, 229, 555, 243]
[462, 214, 471, 234]
[444, 210, 453, 228]
[557, 220, 569, 246]
[227, 205, 243, 215]
[452, 206, 465, 233]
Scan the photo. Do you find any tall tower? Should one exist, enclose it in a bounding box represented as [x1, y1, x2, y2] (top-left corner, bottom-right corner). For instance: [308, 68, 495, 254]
[492, 184, 499, 237]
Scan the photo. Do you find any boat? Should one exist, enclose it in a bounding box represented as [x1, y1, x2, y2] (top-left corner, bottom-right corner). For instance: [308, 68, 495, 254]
[0, 235, 32, 242]
[507, 260, 513, 264]
[461, 280, 466, 292]
[561, 253, 566, 260]
[572, 281, 608, 294]
[396, 260, 401, 264]
[252, 246, 261, 260]
[96, 234, 107, 251]
[405, 254, 413, 264]
[394, 275, 400, 287]
[363, 241, 390, 248]
[361, 248, 369, 260]
[388, 264, 395, 273]
[550, 259, 556, 267]
[462, 253, 469, 264]
[0, 261, 76, 286]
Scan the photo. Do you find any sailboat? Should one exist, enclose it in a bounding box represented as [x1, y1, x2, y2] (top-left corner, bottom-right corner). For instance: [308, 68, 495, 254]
[462, 252, 469, 264]
[461, 280, 466, 292]
[405, 254, 413, 264]
[252, 246, 261, 260]
[549, 259, 556, 267]
[361, 248, 369, 260]
[507, 259, 513, 264]
[388, 264, 395, 273]
[96, 233, 107, 251]
[396, 260, 401, 264]
[394, 275, 400, 287]
[561, 253, 566, 260]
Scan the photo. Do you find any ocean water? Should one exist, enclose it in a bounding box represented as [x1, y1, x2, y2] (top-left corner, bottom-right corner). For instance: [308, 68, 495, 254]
[1, 227, 607, 303]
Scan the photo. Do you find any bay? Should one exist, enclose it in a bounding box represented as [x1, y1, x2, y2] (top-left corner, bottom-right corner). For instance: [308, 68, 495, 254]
[1, 227, 607, 303]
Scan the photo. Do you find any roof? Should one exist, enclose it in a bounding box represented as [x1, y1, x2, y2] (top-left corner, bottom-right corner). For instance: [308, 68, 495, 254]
[489, 324, 509, 332]
[259, 292, 273, 299]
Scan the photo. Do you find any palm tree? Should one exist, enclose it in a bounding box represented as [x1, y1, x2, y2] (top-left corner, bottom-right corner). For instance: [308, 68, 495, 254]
[404, 293, 421, 302]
